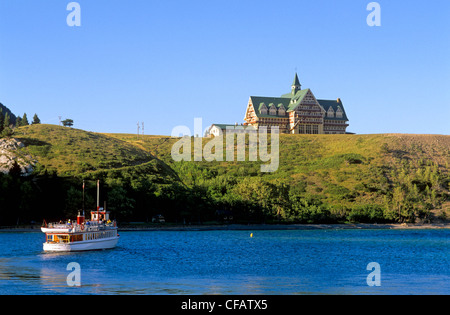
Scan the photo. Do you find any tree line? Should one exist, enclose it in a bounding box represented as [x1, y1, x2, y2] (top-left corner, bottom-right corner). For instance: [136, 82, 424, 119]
[0, 107, 41, 138]
[1, 157, 448, 227]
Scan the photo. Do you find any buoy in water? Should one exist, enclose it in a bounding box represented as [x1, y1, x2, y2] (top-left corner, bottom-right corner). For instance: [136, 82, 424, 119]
[250, 233, 253, 238]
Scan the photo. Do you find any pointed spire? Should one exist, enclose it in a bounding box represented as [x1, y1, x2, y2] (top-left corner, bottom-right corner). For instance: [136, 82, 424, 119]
[291, 73, 301, 94]
[292, 73, 300, 86]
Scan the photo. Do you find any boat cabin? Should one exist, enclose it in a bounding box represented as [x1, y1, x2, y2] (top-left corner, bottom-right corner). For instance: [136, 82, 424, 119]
[91, 208, 110, 222]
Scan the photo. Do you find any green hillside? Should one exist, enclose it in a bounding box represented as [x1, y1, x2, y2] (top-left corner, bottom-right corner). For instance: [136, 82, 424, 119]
[0, 125, 182, 225]
[16, 124, 176, 179]
[2, 124, 449, 225]
[109, 132, 450, 224]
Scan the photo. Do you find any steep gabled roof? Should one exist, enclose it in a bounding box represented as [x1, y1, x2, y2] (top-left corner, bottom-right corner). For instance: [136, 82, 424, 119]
[285, 89, 310, 112]
[318, 99, 349, 121]
[250, 89, 313, 118]
[249, 96, 291, 118]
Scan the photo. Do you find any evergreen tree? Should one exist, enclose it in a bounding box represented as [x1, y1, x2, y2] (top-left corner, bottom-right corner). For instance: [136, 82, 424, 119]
[4, 112, 10, 128]
[21, 113, 29, 126]
[0, 108, 4, 133]
[16, 116, 22, 127]
[32, 113, 41, 124]
[0, 126, 14, 138]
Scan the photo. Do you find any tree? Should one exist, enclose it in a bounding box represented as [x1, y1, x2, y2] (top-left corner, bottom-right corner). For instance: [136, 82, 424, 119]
[0, 108, 4, 133]
[0, 127, 14, 138]
[32, 114, 41, 125]
[107, 185, 135, 221]
[62, 119, 74, 127]
[392, 186, 406, 222]
[65, 186, 82, 217]
[4, 112, 10, 128]
[21, 113, 29, 126]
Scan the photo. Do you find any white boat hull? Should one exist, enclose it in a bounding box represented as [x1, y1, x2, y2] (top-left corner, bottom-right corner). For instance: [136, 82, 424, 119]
[43, 236, 119, 252]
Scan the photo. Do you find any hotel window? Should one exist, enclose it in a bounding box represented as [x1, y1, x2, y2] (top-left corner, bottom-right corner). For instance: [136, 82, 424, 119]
[299, 125, 319, 134]
[312, 125, 319, 134]
[260, 104, 268, 115]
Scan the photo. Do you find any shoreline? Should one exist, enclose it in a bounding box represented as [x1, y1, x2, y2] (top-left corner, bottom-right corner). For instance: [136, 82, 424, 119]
[1, 223, 449, 233]
[118, 223, 450, 232]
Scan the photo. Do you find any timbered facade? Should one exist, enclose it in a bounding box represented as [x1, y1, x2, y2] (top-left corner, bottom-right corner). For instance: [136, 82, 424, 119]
[243, 74, 349, 134]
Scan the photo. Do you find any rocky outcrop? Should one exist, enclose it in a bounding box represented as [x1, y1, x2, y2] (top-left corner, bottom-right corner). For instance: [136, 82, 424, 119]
[0, 138, 35, 176]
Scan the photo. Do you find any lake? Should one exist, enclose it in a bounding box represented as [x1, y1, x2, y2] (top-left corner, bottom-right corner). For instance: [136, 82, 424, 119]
[0, 229, 449, 295]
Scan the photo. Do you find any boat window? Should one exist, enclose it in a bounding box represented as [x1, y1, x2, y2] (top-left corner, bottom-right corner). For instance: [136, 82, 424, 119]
[54, 235, 69, 243]
[70, 235, 83, 243]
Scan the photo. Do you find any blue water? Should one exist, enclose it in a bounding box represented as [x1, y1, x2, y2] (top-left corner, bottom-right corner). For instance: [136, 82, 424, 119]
[0, 229, 448, 295]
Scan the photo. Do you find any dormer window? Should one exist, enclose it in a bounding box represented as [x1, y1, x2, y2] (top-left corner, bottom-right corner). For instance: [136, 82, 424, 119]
[278, 104, 286, 116]
[336, 106, 343, 118]
[327, 107, 335, 118]
[269, 104, 277, 116]
[260, 103, 268, 115]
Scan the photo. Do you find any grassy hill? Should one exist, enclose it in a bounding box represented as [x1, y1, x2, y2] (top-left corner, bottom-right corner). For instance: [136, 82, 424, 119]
[15, 124, 176, 180]
[5, 124, 450, 225]
[108, 132, 450, 223]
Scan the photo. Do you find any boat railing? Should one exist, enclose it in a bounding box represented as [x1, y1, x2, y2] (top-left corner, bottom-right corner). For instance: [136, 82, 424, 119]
[47, 223, 70, 229]
[46, 220, 117, 233]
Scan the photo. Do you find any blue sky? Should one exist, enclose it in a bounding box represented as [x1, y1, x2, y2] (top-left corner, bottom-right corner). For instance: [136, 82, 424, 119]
[0, 0, 449, 135]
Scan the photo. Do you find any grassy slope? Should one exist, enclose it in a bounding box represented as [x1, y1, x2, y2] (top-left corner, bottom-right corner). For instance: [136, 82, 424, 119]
[109, 132, 450, 218]
[15, 125, 450, 219]
[110, 132, 450, 178]
[15, 125, 174, 178]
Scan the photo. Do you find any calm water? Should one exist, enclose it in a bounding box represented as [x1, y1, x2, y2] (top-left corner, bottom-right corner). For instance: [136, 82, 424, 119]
[0, 229, 448, 295]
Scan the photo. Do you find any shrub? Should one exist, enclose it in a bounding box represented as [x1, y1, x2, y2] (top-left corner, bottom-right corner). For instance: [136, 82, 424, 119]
[347, 204, 386, 223]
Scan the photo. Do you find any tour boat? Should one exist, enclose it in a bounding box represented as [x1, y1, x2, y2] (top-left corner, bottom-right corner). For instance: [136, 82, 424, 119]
[41, 181, 119, 252]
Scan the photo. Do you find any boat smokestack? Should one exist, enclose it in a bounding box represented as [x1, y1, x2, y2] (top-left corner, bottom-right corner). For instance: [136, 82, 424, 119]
[77, 212, 85, 225]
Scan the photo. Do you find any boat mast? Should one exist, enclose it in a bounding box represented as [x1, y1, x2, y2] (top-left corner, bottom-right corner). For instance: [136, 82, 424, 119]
[82, 180, 85, 217]
[97, 179, 100, 222]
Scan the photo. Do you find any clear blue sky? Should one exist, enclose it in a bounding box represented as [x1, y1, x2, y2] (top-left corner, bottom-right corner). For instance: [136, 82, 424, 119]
[0, 0, 449, 135]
